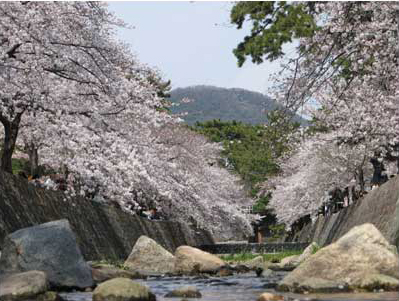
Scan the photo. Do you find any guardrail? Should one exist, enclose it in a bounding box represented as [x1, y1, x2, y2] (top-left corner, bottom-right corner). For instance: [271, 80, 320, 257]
[197, 242, 310, 254]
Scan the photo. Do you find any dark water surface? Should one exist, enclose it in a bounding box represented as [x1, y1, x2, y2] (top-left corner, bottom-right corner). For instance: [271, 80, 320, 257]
[60, 273, 399, 301]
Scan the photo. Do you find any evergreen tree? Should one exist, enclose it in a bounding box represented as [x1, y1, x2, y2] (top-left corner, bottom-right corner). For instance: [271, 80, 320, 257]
[230, 2, 317, 66]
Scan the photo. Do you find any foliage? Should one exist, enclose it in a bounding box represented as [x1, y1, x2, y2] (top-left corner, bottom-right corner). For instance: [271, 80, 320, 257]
[251, 194, 270, 213]
[261, 110, 301, 158]
[267, 223, 286, 242]
[219, 252, 257, 262]
[230, 2, 317, 66]
[11, 158, 29, 175]
[311, 244, 321, 255]
[192, 113, 299, 218]
[192, 119, 278, 191]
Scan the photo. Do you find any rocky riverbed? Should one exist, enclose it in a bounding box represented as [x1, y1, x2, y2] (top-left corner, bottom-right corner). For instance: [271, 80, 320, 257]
[60, 273, 399, 301]
[1, 220, 399, 301]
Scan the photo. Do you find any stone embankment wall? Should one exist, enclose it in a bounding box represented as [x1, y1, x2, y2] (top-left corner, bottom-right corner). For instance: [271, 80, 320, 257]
[0, 172, 214, 261]
[291, 176, 399, 249]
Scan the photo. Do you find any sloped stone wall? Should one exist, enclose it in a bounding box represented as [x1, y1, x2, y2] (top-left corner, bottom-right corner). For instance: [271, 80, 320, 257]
[291, 176, 399, 249]
[0, 172, 214, 261]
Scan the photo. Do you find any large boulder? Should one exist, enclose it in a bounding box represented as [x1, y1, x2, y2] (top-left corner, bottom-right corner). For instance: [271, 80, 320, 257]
[0, 270, 48, 301]
[124, 236, 175, 275]
[92, 278, 156, 301]
[174, 246, 225, 274]
[278, 223, 399, 293]
[0, 219, 93, 289]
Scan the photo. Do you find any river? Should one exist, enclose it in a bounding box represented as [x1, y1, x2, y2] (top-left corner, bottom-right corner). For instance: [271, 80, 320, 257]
[60, 273, 399, 301]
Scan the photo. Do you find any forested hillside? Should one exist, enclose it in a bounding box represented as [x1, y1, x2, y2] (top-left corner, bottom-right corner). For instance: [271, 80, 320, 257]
[169, 85, 281, 125]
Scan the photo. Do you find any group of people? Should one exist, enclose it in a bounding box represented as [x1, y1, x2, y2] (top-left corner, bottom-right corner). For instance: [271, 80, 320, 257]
[318, 186, 356, 217]
[317, 174, 396, 217]
[19, 172, 69, 191]
[135, 206, 163, 220]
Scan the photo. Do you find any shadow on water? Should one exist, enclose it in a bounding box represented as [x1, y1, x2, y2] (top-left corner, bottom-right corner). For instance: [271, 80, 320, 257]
[60, 273, 399, 301]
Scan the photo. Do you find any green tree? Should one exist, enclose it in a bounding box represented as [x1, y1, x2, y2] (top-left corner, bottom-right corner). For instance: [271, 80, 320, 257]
[193, 114, 299, 238]
[193, 119, 277, 192]
[263, 110, 300, 158]
[230, 1, 317, 66]
[192, 111, 299, 198]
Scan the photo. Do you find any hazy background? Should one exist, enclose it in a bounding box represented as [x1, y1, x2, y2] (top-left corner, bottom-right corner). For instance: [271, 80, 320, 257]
[108, 1, 296, 94]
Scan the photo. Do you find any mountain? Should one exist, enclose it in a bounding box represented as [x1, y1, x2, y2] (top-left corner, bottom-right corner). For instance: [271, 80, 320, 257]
[169, 85, 300, 125]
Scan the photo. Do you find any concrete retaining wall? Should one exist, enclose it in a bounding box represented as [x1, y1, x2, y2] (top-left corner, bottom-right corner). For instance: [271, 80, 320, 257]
[0, 172, 214, 261]
[290, 176, 399, 249]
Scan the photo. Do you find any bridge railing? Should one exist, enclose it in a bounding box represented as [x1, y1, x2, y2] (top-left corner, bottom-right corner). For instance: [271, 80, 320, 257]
[197, 242, 310, 254]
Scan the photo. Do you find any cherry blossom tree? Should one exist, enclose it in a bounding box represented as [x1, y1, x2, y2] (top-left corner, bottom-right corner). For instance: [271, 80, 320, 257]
[0, 2, 254, 239]
[251, 2, 399, 227]
[0, 2, 163, 172]
[34, 114, 254, 240]
[265, 131, 373, 226]
[271, 2, 399, 157]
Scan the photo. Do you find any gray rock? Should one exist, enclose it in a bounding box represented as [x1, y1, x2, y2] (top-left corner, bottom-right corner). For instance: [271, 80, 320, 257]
[356, 273, 399, 291]
[0, 270, 48, 301]
[260, 268, 273, 278]
[124, 235, 175, 275]
[257, 292, 284, 301]
[92, 265, 146, 284]
[232, 264, 250, 273]
[243, 255, 264, 270]
[279, 277, 349, 293]
[216, 265, 234, 277]
[296, 242, 319, 263]
[92, 278, 156, 301]
[278, 223, 399, 293]
[174, 246, 225, 275]
[269, 255, 300, 271]
[35, 291, 65, 301]
[0, 219, 93, 289]
[164, 286, 202, 298]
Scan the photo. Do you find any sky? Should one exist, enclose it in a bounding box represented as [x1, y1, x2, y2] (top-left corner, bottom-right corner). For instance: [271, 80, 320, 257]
[108, 1, 295, 94]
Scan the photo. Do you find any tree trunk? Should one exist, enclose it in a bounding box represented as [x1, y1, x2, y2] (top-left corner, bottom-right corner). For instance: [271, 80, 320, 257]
[60, 164, 69, 181]
[26, 143, 39, 176]
[0, 113, 23, 173]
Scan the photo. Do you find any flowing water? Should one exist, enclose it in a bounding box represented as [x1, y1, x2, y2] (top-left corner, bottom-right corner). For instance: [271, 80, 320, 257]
[60, 273, 399, 301]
